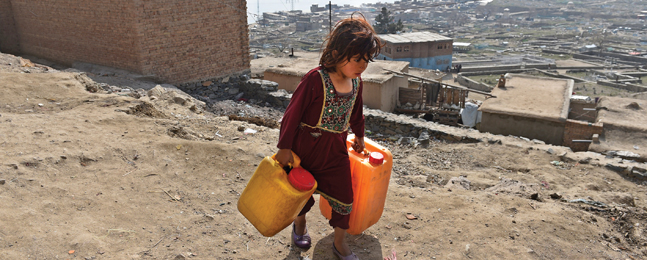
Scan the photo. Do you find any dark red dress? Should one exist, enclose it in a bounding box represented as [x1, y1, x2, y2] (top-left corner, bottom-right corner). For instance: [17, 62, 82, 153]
[277, 66, 365, 229]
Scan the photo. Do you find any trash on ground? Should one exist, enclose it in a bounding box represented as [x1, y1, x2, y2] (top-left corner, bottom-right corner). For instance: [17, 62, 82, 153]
[568, 198, 607, 208]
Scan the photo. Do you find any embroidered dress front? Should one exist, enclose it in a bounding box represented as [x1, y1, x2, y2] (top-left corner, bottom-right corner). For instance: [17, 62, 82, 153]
[278, 67, 365, 228]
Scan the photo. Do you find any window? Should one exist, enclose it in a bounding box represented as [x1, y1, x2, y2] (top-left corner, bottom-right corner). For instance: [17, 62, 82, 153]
[404, 46, 409, 52]
[396, 46, 402, 52]
[437, 45, 442, 49]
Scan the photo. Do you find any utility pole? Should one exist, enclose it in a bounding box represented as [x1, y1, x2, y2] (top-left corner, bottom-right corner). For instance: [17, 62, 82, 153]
[286, 0, 297, 11]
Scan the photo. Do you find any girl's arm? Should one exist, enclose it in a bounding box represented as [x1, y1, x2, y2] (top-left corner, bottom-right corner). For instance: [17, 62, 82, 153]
[275, 149, 294, 167]
[349, 79, 366, 152]
[276, 70, 317, 166]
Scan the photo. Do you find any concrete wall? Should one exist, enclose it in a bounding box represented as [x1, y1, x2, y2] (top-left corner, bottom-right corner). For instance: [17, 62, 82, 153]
[0, 0, 20, 54]
[380, 54, 453, 71]
[537, 70, 587, 83]
[362, 81, 383, 111]
[459, 63, 551, 73]
[584, 51, 647, 64]
[562, 119, 603, 152]
[479, 112, 566, 145]
[263, 72, 301, 92]
[0, 0, 249, 84]
[374, 75, 407, 113]
[264, 71, 406, 113]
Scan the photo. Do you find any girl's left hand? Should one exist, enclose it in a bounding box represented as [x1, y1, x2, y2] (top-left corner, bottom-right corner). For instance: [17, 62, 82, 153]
[352, 136, 365, 153]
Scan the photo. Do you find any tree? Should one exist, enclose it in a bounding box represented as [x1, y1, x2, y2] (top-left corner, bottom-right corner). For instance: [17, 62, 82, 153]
[592, 29, 609, 55]
[374, 7, 403, 34]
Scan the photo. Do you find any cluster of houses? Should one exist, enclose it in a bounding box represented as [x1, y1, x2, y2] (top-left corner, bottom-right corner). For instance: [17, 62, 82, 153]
[264, 29, 646, 161]
[1, 0, 643, 162]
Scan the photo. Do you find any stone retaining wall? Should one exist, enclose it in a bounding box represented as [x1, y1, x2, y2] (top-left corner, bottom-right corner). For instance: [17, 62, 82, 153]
[177, 76, 292, 109]
[597, 80, 647, 92]
[537, 70, 588, 83]
[455, 74, 493, 92]
[363, 109, 480, 143]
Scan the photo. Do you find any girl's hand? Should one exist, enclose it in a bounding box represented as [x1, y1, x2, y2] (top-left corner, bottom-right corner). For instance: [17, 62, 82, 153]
[275, 149, 294, 167]
[352, 136, 365, 153]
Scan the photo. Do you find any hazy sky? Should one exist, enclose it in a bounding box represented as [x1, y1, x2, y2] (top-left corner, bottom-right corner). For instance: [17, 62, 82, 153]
[247, 0, 398, 23]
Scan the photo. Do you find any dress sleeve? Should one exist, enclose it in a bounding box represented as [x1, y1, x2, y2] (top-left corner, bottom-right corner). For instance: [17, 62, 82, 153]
[277, 70, 318, 150]
[349, 78, 365, 138]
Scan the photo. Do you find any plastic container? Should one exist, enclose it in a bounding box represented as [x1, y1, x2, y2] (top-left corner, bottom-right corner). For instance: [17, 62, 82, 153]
[319, 134, 393, 235]
[238, 152, 317, 237]
[288, 167, 316, 191]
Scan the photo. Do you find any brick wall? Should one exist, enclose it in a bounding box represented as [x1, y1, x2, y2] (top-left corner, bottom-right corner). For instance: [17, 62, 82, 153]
[562, 119, 603, 152]
[0, 0, 20, 53]
[1, 0, 249, 84]
[136, 0, 250, 83]
[8, 0, 142, 72]
[568, 101, 597, 122]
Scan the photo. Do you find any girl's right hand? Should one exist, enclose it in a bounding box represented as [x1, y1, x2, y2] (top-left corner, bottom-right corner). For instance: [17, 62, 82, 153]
[275, 149, 294, 167]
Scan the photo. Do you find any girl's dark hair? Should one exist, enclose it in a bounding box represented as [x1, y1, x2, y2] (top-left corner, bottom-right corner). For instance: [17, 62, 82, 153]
[320, 13, 383, 73]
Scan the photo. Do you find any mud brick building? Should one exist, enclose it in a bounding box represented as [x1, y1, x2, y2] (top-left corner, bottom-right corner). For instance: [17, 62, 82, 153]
[377, 32, 453, 72]
[479, 74, 573, 146]
[0, 0, 249, 84]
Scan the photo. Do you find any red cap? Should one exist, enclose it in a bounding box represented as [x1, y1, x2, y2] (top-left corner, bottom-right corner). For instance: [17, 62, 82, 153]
[288, 167, 316, 191]
[369, 152, 384, 165]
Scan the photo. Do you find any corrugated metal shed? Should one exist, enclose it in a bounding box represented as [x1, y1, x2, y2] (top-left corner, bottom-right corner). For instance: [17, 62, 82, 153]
[378, 32, 452, 44]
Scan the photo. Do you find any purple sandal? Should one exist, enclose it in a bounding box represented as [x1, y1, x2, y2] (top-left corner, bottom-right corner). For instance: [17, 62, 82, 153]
[333, 243, 359, 260]
[291, 223, 311, 249]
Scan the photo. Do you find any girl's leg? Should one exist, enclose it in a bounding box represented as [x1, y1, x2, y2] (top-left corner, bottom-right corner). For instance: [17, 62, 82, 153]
[294, 196, 315, 236]
[294, 214, 307, 236]
[333, 227, 352, 256]
[329, 199, 353, 256]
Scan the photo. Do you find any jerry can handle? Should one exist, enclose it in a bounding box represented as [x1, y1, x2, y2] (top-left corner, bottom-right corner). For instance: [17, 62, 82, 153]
[271, 150, 301, 173]
[348, 147, 370, 157]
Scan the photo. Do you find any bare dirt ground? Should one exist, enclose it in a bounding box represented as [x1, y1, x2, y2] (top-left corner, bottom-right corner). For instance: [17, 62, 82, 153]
[1, 52, 647, 260]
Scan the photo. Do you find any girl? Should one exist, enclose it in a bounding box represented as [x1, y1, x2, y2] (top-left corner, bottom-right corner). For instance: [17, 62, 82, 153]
[275, 14, 382, 260]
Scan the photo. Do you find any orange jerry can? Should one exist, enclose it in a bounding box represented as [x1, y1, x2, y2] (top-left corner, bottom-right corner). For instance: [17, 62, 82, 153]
[238, 152, 317, 237]
[319, 134, 393, 235]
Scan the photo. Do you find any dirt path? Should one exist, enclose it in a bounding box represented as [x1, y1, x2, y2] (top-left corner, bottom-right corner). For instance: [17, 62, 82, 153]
[1, 52, 646, 259]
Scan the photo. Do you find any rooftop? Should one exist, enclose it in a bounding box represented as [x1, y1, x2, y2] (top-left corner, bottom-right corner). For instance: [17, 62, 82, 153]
[264, 58, 409, 84]
[479, 74, 573, 122]
[591, 96, 647, 157]
[453, 42, 472, 47]
[596, 96, 647, 131]
[378, 32, 452, 44]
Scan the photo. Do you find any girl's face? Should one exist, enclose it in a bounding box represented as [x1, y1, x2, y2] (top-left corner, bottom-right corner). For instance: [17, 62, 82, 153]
[336, 54, 369, 79]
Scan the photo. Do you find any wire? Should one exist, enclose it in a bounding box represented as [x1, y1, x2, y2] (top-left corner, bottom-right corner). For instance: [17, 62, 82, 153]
[220, 0, 261, 23]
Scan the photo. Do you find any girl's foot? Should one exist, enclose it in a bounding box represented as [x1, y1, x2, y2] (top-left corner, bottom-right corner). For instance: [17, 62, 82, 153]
[333, 243, 358, 260]
[291, 222, 311, 249]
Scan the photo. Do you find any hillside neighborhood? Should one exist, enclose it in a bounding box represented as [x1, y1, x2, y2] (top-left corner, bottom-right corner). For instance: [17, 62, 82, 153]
[1, 0, 647, 259]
